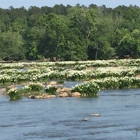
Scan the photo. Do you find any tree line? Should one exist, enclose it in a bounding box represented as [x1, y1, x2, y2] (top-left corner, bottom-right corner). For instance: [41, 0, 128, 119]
[0, 4, 140, 61]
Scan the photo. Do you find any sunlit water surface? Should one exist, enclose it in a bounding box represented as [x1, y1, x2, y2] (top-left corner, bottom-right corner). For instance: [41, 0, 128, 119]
[0, 88, 140, 140]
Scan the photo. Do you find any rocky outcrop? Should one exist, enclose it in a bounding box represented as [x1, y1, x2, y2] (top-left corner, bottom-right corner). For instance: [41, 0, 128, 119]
[49, 81, 57, 85]
[68, 92, 81, 97]
[57, 87, 81, 97]
[60, 87, 71, 93]
[59, 92, 68, 97]
[56, 88, 62, 93]
[29, 93, 56, 99]
[57, 87, 70, 97]
[26, 85, 82, 99]
[48, 81, 63, 88]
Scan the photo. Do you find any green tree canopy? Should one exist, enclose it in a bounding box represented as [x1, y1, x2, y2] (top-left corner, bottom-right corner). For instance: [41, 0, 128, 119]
[0, 31, 25, 60]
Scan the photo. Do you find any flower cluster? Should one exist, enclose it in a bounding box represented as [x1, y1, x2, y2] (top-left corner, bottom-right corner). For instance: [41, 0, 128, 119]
[7, 87, 18, 94]
[24, 82, 43, 92]
[7, 87, 21, 100]
[45, 85, 57, 95]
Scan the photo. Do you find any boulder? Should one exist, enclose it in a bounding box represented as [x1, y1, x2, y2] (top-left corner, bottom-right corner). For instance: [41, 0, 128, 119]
[90, 114, 100, 117]
[42, 93, 48, 98]
[47, 95, 56, 98]
[8, 85, 15, 89]
[60, 87, 71, 93]
[59, 92, 68, 97]
[49, 81, 57, 85]
[69, 92, 81, 97]
[35, 95, 42, 99]
[83, 117, 88, 121]
[0, 88, 6, 95]
[28, 93, 56, 99]
[56, 88, 62, 93]
[30, 95, 35, 99]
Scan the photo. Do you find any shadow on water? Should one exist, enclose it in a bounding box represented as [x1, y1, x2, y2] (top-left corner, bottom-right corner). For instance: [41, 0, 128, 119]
[0, 88, 140, 140]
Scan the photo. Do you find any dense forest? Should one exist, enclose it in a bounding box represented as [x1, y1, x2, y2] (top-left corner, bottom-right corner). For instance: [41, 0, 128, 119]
[0, 4, 140, 61]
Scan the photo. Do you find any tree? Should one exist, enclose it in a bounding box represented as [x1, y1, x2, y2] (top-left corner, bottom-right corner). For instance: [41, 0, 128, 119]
[117, 29, 140, 58]
[0, 31, 25, 60]
[12, 18, 27, 34]
[112, 28, 130, 58]
[69, 8, 97, 60]
[39, 13, 68, 61]
[53, 4, 66, 15]
[88, 14, 115, 59]
[24, 26, 45, 60]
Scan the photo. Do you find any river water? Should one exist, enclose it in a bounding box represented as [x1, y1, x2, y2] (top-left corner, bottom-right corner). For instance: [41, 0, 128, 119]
[0, 88, 140, 140]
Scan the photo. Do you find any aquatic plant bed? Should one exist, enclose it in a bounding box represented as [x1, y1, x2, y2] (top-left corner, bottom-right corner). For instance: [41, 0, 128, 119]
[1, 59, 140, 100]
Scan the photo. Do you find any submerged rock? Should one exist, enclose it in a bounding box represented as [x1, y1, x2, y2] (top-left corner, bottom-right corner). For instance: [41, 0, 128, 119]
[83, 117, 88, 121]
[90, 114, 100, 117]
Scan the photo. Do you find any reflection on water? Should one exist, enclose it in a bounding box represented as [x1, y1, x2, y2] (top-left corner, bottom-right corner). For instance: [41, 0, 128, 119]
[0, 88, 140, 140]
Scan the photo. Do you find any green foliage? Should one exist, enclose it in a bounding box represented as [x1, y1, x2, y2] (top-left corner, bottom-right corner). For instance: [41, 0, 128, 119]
[24, 26, 45, 60]
[117, 29, 140, 58]
[7, 87, 22, 100]
[0, 4, 139, 60]
[24, 82, 43, 92]
[45, 85, 57, 95]
[71, 82, 100, 97]
[57, 80, 65, 84]
[0, 31, 25, 60]
[12, 18, 27, 34]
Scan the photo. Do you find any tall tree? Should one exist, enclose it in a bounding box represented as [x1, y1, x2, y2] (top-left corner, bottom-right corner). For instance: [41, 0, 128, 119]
[0, 31, 25, 60]
[112, 28, 130, 58]
[117, 29, 140, 58]
[69, 7, 97, 60]
[24, 26, 45, 60]
[39, 13, 68, 61]
[12, 18, 27, 34]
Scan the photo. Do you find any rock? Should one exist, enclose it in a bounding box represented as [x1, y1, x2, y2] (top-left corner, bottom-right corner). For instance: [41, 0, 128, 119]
[90, 114, 100, 117]
[69, 92, 81, 97]
[47, 95, 56, 98]
[83, 117, 88, 121]
[31, 96, 35, 99]
[28, 93, 56, 99]
[8, 85, 15, 89]
[1, 88, 6, 92]
[84, 81, 90, 83]
[35, 95, 42, 99]
[42, 93, 48, 98]
[49, 81, 57, 85]
[0, 88, 6, 95]
[57, 87, 71, 97]
[61, 87, 71, 93]
[59, 92, 68, 97]
[56, 88, 62, 93]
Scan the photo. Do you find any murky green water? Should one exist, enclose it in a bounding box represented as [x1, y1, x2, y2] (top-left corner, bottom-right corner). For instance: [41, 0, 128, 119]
[0, 88, 140, 140]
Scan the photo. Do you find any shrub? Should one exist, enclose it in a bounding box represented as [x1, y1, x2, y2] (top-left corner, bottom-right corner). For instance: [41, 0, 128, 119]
[45, 85, 57, 95]
[24, 82, 43, 92]
[7, 87, 22, 100]
[71, 82, 100, 97]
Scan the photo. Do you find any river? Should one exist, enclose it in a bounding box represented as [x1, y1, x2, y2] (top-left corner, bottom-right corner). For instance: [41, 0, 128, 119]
[0, 88, 140, 140]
